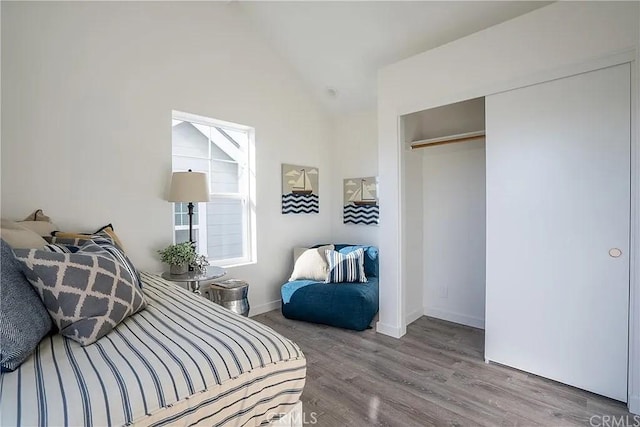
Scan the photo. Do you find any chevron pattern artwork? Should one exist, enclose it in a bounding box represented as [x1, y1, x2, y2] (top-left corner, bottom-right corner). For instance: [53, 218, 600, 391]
[282, 163, 319, 214]
[343, 176, 379, 225]
[343, 204, 380, 225]
[282, 193, 319, 214]
[13, 241, 147, 346]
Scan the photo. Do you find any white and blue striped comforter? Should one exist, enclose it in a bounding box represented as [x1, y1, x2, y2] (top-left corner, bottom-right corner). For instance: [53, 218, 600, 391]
[0, 273, 306, 426]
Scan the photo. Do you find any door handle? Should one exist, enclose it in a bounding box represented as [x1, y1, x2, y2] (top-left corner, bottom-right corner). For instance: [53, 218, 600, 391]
[609, 248, 622, 258]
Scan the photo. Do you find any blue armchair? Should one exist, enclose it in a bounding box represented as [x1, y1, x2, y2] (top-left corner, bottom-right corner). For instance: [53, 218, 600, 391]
[280, 244, 379, 331]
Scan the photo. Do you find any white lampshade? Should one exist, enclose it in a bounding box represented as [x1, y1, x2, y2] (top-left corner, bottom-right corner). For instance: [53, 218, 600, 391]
[168, 171, 210, 203]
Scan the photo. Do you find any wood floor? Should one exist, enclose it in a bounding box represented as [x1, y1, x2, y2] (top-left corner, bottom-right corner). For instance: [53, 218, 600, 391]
[253, 311, 632, 426]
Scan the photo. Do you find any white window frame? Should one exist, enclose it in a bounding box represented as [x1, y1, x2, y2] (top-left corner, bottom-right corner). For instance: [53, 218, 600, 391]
[172, 110, 256, 267]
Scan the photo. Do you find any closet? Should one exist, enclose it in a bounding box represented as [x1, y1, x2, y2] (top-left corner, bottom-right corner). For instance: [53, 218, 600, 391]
[401, 64, 631, 402]
[402, 98, 487, 329]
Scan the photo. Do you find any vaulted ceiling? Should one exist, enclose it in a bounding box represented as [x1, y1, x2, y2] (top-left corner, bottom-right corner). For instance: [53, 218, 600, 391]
[237, 1, 550, 115]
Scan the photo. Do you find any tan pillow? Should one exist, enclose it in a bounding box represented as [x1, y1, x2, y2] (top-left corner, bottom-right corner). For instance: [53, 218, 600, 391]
[289, 244, 334, 282]
[0, 219, 48, 249]
[52, 224, 125, 252]
[22, 209, 51, 222]
[10, 209, 59, 236]
[18, 221, 58, 237]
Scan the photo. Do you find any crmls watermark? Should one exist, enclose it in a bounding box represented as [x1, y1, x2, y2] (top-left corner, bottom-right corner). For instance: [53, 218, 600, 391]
[589, 415, 640, 427]
[268, 410, 318, 425]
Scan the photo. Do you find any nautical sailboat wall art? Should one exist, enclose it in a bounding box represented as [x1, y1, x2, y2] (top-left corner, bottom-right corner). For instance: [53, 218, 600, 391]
[282, 164, 319, 214]
[343, 176, 379, 225]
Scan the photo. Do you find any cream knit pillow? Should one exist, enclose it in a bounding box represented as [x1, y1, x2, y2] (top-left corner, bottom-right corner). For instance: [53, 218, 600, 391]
[0, 219, 48, 249]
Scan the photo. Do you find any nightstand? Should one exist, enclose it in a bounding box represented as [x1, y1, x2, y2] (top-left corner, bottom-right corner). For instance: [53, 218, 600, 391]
[201, 279, 250, 317]
[161, 265, 226, 295]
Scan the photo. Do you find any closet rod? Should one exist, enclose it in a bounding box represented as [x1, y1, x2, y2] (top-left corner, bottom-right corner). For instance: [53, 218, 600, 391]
[411, 130, 485, 149]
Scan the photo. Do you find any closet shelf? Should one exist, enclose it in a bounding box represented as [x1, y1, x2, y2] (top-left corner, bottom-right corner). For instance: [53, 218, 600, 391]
[410, 130, 485, 149]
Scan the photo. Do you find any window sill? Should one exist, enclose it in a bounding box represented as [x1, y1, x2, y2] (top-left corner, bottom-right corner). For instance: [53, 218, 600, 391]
[210, 259, 257, 269]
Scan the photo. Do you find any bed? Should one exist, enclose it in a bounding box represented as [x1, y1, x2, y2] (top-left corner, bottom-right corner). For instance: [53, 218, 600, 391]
[0, 272, 306, 426]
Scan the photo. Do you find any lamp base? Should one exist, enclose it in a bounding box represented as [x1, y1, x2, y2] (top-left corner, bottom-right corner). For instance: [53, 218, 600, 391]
[188, 201, 196, 272]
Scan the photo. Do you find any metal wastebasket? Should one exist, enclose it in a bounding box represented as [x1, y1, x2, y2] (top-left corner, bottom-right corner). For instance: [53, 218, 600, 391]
[203, 279, 250, 317]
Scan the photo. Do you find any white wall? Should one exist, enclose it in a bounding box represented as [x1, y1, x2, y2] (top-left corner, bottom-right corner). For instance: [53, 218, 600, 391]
[0, 2, 333, 315]
[330, 110, 379, 247]
[632, 4, 640, 414]
[422, 140, 486, 329]
[402, 146, 423, 324]
[378, 0, 639, 411]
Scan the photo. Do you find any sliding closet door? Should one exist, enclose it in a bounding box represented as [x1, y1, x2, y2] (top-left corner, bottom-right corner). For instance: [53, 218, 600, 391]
[485, 63, 630, 401]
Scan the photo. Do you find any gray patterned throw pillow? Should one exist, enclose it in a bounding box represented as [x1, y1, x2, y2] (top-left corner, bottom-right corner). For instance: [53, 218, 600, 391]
[1, 239, 53, 372]
[13, 240, 147, 346]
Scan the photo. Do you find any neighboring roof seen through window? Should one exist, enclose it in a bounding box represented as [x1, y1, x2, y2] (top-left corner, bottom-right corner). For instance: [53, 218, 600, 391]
[171, 120, 244, 163]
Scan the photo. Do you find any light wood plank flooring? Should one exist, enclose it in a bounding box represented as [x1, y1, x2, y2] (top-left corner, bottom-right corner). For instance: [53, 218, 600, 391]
[253, 311, 632, 426]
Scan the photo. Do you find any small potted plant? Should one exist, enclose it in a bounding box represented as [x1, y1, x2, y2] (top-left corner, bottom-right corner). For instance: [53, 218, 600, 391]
[158, 242, 195, 275]
[158, 242, 210, 274]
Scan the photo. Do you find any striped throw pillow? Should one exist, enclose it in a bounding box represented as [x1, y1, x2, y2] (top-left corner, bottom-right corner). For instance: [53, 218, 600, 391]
[50, 224, 125, 252]
[325, 248, 367, 283]
[43, 243, 80, 253]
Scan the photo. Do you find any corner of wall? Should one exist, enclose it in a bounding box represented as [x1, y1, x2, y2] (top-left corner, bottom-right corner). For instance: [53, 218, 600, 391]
[424, 306, 485, 330]
[405, 307, 424, 325]
[249, 299, 282, 318]
[329, 110, 380, 246]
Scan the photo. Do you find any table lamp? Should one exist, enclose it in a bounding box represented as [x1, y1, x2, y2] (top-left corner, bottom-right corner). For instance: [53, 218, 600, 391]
[168, 169, 209, 245]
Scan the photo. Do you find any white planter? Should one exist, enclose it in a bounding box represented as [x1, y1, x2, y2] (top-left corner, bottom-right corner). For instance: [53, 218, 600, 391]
[170, 263, 188, 275]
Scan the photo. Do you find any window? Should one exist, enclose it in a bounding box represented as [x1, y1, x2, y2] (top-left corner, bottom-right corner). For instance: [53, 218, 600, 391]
[173, 202, 201, 250]
[171, 111, 256, 266]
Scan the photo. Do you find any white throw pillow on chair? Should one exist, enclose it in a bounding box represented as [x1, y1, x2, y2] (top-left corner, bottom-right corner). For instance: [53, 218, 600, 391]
[289, 244, 334, 281]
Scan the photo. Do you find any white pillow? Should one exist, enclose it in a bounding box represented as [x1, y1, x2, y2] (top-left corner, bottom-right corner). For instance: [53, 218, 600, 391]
[289, 245, 334, 281]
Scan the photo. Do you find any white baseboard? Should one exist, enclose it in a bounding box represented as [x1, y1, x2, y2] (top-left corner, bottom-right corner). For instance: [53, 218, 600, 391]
[376, 321, 405, 338]
[249, 299, 281, 317]
[629, 394, 640, 415]
[405, 307, 424, 325]
[424, 306, 485, 329]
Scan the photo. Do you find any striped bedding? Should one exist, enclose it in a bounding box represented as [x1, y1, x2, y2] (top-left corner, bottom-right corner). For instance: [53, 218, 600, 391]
[0, 272, 306, 426]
